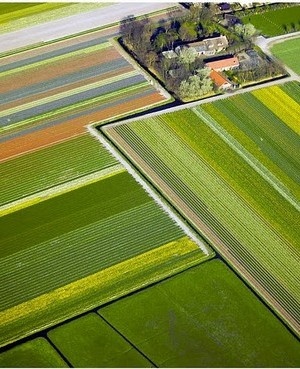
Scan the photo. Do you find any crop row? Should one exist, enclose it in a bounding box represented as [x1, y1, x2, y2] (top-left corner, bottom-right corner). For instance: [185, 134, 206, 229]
[0, 234, 205, 349]
[202, 85, 300, 195]
[252, 85, 300, 135]
[107, 107, 300, 332]
[0, 134, 118, 206]
[0, 200, 184, 310]
[0, 171, 151, 258]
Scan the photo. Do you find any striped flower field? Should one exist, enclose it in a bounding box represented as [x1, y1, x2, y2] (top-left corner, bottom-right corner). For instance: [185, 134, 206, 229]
[0, 25, 170, 162]
[0, 22, 208, 350]
[104, 82, 300, 335]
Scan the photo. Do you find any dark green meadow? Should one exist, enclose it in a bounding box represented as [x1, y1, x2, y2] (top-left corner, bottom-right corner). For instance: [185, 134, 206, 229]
[99, 260, 300, 367]
[0, 338, 67, 368]
[48, 313, 152, 368]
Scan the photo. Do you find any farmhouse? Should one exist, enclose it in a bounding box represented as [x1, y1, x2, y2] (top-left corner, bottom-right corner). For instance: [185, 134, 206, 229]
[205, 56, 239, 71]
[187, 35, 228, 56]
[210, 69, 233, 89]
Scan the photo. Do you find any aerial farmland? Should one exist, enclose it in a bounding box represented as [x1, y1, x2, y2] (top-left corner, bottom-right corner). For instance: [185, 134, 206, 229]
[0, 2, 300, 368]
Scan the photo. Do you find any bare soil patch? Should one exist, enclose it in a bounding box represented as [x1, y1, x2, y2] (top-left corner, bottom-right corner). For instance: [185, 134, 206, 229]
[0, 92, 164, 161]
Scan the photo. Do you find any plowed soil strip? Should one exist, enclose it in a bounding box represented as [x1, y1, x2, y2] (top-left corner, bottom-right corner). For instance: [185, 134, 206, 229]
[1, 65, 134, 111]
[0, 47, 121, 94]
[0, 26, 118, 68]
[0, 92, 165, 161]
[0, 35, 114, 73]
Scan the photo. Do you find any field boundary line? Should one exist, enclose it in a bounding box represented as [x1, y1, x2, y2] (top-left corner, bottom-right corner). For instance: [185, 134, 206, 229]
[88, 125, 211, 256]
[0, 164, 124, 216]
[193, 107, 300, 212]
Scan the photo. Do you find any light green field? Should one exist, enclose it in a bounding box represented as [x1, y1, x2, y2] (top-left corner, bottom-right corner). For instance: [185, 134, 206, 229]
[271, 38, 300, 75]
[0, 3, 111, 34]
[0, 338, 67, 368]
[105, 84, 300, 334]
[0, 134, 118, 206]
[242, 6, 300, 37]
[99, 260, 300, 367]
[48, 313, 152, 367]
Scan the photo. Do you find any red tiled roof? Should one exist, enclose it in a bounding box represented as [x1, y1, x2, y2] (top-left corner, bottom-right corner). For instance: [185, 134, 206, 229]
[210, 69, 231, 87]
[205, 56, 239, 70]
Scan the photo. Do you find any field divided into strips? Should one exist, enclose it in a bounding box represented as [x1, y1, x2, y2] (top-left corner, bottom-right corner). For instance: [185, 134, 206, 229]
[104, 83, 300, 334]
[0, 168, 211, 347]
[242, 6, 300, 37]
[271, 38, 300, 75]
[0, 26, 169, 162]
[47, 313, 152, 368]
[0, 133, 119, 207]
[0, 3, 110, 34]
[99, 260, 300, 367]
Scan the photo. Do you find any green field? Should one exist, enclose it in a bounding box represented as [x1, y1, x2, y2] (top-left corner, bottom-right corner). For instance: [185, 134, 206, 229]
[0, 167, 211, 347]
[99, 260, 300, 367]
[0, 3, 110, 34]
[271, 38, 300, 75]
[48, 313, 152, 367]
[0, 172, 183, 306]
[242, 6, 300, 37]
[0, 3, 67, 24]
[0, 338, 67, 368]
[202, 82, 300, 199]
[104, 83, 300, 334]
[0, 134, 119, 206]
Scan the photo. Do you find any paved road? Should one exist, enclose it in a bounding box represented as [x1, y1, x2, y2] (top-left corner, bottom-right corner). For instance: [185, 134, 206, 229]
[0, 3, 177, 54]
[255, 31, 300, 82]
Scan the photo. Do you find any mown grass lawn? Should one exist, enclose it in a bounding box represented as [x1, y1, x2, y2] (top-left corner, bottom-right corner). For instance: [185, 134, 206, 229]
[48, 313, 152, 367]
[242, 6, 300, 37]
[271, 37, 300, 75]
[0, 338, 67, 368]
[99, 260, 300, 367]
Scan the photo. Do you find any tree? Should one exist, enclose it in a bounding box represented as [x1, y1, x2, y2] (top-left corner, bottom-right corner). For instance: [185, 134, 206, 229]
[120, 15, 137, 44]
[154, 32, 169, 51]
[144, 50, 158, 68]
[166, 28, 179, 49]
[178, 71, 213, 100]
[179, 20, 198, 41]
[178, 47, 197, 65]
[234, 23, 256, 40]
